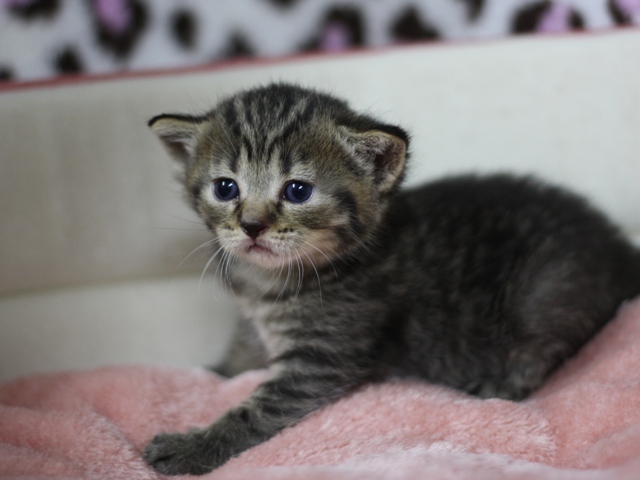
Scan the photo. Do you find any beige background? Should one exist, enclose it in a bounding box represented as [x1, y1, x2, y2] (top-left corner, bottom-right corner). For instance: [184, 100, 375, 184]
[1, 30, 639, 382]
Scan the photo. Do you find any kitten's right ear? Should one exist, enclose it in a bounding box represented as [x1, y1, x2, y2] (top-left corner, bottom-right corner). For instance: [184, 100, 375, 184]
[148, 114, 204, 164]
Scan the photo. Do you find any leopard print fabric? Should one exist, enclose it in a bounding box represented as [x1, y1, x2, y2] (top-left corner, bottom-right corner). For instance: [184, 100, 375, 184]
[0, 0, 638, 83]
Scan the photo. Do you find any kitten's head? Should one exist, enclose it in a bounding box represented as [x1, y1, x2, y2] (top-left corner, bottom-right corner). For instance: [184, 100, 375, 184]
[149, 83, 409, 269]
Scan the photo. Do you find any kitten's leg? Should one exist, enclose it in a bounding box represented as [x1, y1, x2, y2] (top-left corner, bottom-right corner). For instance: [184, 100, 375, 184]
[484, 340, 569, 400]
[490, 258, 623, 401]
[145, 347, 367, 475]
[210, 318, 268, 377]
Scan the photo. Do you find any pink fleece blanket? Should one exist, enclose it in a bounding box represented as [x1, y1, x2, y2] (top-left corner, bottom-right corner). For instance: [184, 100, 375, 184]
[2, 297, 640, 480]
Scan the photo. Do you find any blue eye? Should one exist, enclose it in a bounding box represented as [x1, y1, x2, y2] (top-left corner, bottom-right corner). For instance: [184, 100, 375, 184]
[283, 181, 313, 203]
[213, 178, 239, 201]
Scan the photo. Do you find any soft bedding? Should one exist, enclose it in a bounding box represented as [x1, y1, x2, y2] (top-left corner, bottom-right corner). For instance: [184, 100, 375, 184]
[1, 296, 640, 479]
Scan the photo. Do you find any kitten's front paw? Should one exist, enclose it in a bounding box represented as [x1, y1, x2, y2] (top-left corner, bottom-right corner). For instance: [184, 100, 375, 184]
[144, 428, 223, 476]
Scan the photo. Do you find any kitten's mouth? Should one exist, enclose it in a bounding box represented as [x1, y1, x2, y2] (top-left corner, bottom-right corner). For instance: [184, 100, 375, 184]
[245, 240, 277, 257]
[247, 244, 274, 256]
[243, 241, 283, 269]
[239, 239, 289, 268]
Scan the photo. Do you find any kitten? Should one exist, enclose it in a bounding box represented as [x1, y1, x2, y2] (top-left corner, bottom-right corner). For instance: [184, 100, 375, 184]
[144, 83, 640, 475]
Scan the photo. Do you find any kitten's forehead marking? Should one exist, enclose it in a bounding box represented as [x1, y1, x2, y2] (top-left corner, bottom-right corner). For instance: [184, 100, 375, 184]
[235, 144, 283, 199]
[223, 97, 314, 177]
[233, 93, 317, 161]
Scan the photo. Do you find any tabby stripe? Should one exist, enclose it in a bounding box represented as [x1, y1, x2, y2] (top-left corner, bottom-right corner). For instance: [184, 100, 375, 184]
[258, 398, 326, 424]
[272, 346, 348, 369]
[282, 328, 340, 340]
[265, 134, 281, 164]
[258, 401, 327, 423]
[233, 198, 246, 223]
[257, 373, 349, 405]
[245, 101, 255, 127]
[264, 120, 298, 166]
[279, 94, 296, 121]
[259, 379, 324, 400]
[341, 155, 368, 179]
[277, 370, 348, 383]
[229, 153, 239, 174]
[234, 408, 269, 436]
[333, 225, 352, 245]
[254, 132, 266, 162]
[234, 96, 250, 139]
[259, 400, 290, 418]
[188, 179, 205, 200]
[253, 95, 264, 121]
[279, 151, 293, 176]
[241, 137, 254, 163]
[297, 97, 318, 125]
[221, 101, 241, 138]
[333, 189, 365, 237]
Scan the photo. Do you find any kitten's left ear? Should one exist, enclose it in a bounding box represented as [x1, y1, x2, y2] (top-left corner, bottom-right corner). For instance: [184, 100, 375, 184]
[148, 114, 204, 164]
[341, 125, 409, 194]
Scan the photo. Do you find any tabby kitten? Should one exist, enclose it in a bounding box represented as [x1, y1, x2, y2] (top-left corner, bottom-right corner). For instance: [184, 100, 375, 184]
[144, 83, 640, 475]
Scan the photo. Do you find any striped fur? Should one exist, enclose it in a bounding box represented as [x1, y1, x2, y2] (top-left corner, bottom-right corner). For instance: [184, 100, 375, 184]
[145, 84, 640, 475]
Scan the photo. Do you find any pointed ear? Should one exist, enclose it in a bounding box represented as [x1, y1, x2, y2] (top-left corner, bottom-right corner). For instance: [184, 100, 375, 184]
[340, 126, 409, 194]
[148, 114, 204, 164]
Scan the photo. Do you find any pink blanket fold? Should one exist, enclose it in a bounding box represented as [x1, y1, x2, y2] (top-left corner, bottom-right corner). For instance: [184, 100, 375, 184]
[2, 297, 640, 480]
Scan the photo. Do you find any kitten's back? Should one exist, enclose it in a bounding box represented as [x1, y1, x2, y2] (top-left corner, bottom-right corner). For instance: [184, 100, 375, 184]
[379, 174, 640, 398]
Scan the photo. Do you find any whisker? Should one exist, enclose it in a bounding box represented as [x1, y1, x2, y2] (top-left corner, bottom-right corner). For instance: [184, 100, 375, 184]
[198, 245, 224, 297]
[213, 250, 232, 296]
[274, 251, 292, 305]
[261, 255, 286, 298]
[225, 252, 239, 300]
[154, 227, 210, 232]
[178, 237, 220, 268]
[220, 251, 232, 293]
[164, 213, 208, 226]
[301, 249, 324, 308]
[293, 250, 304, 302]
[301, 240, 339, 280]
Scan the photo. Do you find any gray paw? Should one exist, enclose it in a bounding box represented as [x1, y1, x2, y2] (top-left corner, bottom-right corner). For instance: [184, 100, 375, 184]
[144, 428, 223, 476]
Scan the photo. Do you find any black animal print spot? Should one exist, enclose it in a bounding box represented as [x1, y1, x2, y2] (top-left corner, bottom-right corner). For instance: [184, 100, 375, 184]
[512, 2, 584, 34]
[91, 0, 148, 60]
[222, 33, 255, 59]
[456, 0, 486, 22]
[0, 66, 14, 82]
[171, 9, 197, 50]
[569, 10, 585, 29]
[511, 1, 551, 34]
[608, 0, 632, 25]
[324, 6, 365, 46]
[7, 0, 60, 21]
[54, 47, 84, 75]
[299, 6, 365, 52]
[298, 34, 320, 52]
[267, 0, 300, 8]
[391, 6, 440, 41]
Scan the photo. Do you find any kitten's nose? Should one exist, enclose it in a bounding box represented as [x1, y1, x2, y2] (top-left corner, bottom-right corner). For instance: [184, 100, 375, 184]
[240, 221, 268, 240]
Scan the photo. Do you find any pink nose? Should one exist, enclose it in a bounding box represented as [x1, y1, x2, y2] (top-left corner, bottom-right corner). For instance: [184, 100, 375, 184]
[240, 222, 268, 239]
